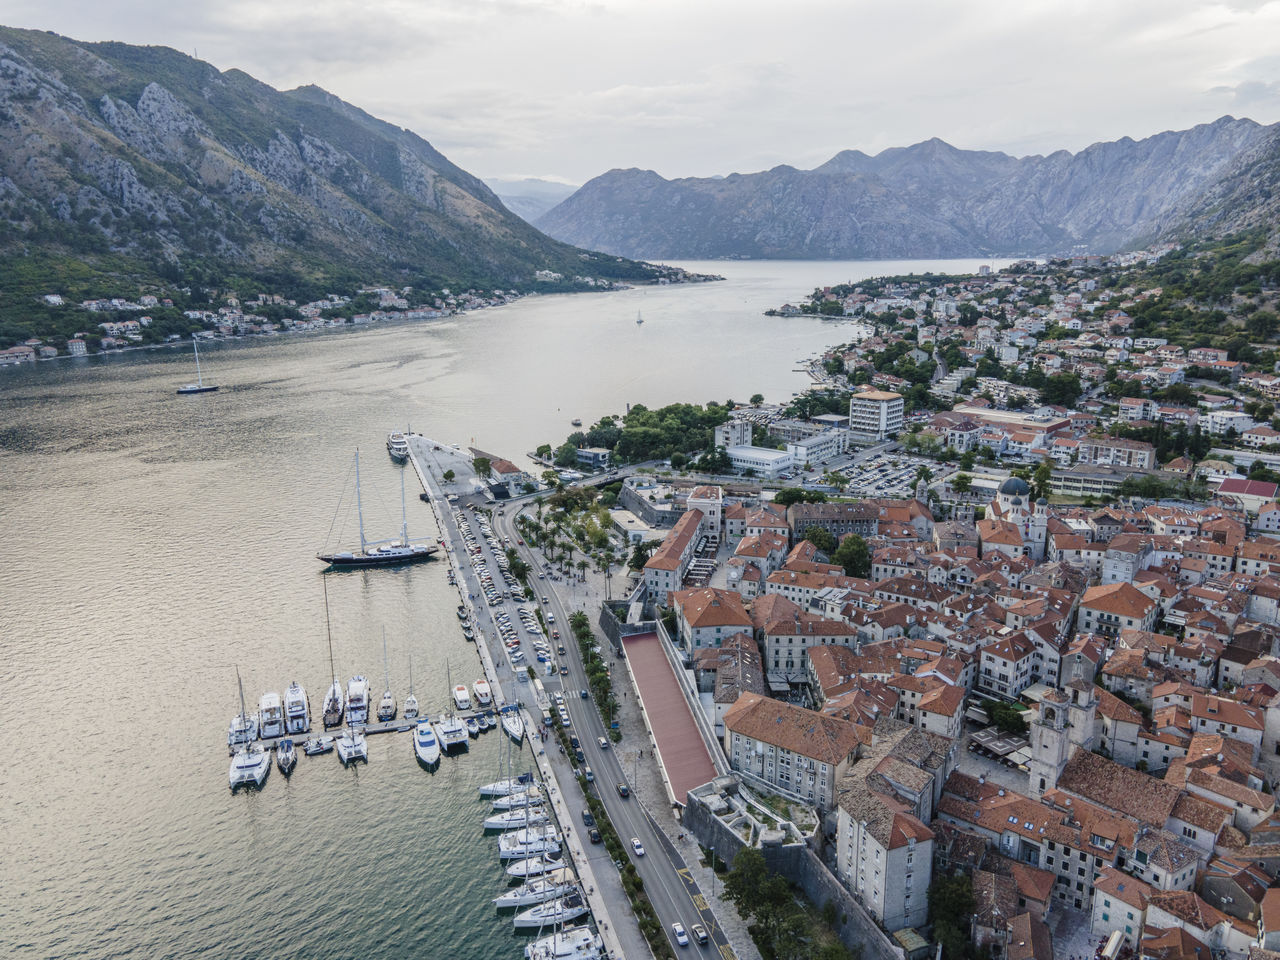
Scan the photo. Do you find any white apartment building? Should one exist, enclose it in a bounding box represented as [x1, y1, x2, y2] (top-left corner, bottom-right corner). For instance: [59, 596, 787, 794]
[642, 509, 704, 598]
[714, 419, 753, 449]
[848, 391, 904, 441]
[785, 429, 848, 467]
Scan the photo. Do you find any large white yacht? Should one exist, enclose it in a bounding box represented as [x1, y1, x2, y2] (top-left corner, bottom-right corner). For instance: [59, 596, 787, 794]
[284, 681, 310, 734]
[229, 741, 271, 789]
[498, 826, 561, 859]
[336, 725, 367, 764]
[523, 926, 604, 960]
[227, 711, 258, 748]
[505, 850, 566, 878]
[436, 713, 469, 753]
[472, 678, 493, 707]
[485, 807, 549, 830]
[258, 691, 284, 739]
[492, 787, 543, 811]
[346, 676, 370, 724]
[386, 431, 410, 463]
[493, 869, 576, 908]
[413, 718, 441, 766]
[480, 774, 534, 797]
[512, 891, 588, 929]
[452, 683, 472, 711]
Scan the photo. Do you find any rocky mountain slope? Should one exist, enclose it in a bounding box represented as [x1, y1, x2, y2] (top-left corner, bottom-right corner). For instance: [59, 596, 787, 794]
[0, 27, 652, 301]
[536, 118, 1276, 259]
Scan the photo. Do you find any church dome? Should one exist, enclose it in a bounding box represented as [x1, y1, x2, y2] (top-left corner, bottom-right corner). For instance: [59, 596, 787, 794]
[1037, 496, 1049, 506]
[999, 476, 1031, 497]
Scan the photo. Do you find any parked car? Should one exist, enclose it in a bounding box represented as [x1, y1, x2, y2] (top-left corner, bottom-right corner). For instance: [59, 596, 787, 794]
[588, 828, 602, 844]
[582, 809, 595, 827]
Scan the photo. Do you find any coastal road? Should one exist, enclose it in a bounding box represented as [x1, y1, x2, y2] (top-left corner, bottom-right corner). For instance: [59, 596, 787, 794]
[493, 505, 739, 959]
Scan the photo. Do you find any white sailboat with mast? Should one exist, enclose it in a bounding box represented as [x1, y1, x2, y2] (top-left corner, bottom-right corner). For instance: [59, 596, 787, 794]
[377, 627, 397, 722]
[229, 667, 271, 789]
[404, 657, 419, 720]
[177, 338, 218, 394]
[321, 577, 344, 729]
[317, 450, 438, 568]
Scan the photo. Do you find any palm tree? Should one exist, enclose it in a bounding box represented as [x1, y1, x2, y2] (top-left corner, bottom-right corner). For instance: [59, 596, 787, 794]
[577, 559, 588, 581]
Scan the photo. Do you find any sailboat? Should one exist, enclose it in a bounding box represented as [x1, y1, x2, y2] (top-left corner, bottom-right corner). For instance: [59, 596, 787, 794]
[317, 450, 439, 568]
[377, 628, 397, 722]
[321, 578, 344, 729]
[635, 310, 644, 325]
[404, 657, 419, 720]
[500, 703, 525, 744]
[229, 668, 271, 789]
[177, 338, 218, 394]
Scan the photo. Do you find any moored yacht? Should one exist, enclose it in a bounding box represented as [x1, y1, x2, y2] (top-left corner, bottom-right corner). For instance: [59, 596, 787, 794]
[229, 668, 270, 789]
[493, 869, 576, 908]
[485, 807, 549, 830]
[436, 713, 469, 753]
[258, 691, 284, 739]
[386, 431, 410, 463]
[505, 849, 566, 878]
[336, 725, 367, 764]
[303, 735, 334, 756]
[480, 773, 534, 797]
[512, 891, 588, 929]
[377, 630, 396, 722]
[413, 718, 441, 766]
[276, 738, 297, 774]
[453, 684, 472, 711]
[498, 825, 561, 859]
[346, 676, 369, 724]
[523, 926, 604, 960]
[227, 710, 258, 748]
[500, 704, 525, 743]
[472, 679, 493, 707]
[403, 658, 419, 720]
[466, 715, 480, 737]
[284, 681, 310, 734]
[317, 451, 437, 568]
[492, 787, 543, 810]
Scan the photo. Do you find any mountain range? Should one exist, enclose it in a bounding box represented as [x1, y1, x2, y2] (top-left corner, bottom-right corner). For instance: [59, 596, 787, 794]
[535, 118, 1280, 260]
[485, 177, 580, 224]
[0, 27, 655, 307]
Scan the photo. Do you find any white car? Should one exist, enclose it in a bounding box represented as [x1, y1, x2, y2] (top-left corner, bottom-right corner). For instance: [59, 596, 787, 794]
[672, 923, 689, 947]
[631, 837, 645, 856]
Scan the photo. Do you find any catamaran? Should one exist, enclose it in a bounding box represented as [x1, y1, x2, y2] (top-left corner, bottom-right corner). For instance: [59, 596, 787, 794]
[317, 450, 438, 568]
[336, 724, 367, 764]
[229, 668, 271, 789]
[284, 681, 310, 735]
[177, 338, 218, 394]
[437, 661, 469, 752]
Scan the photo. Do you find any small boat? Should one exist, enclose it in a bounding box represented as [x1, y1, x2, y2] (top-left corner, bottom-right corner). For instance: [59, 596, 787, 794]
[505, 850, 566, 878]
[284, 681, 310, 735]
[501, 705, 525, 743]
[480, 773, 535, 797]
[227, 710, 258, 748]
[303, 735, 335, 756]
[493, 869, 576, 908]
[336, 725, 367, 764]
[413, 718, 441, 766]
[346, 676, 369, 724]
[466, 716, 480, 737]
[462, 626, 474, 642]
[456, 607, 469, 622]
[377, 628, 396, 722]
[177, 338, 218, 394]
[453, 684, 472, 711]
[276, 738, 297, 774]
[258, 691, 284, 739]
[498, 826, 561, 859]
[512, 892, 588, 928]
[386, 431, 410, 463]
[473, 679, 493, 707]
[485, 807, 549, 830]
[570, 418, 582, 427]
[493, 787, 543, 810]
[317, 451, 438, 568]
[523, 926, 604, 960]
[635, 310, 644, 325]
[404, 658, 419, 720]
[478, 713, 492, 732]
[446, 570, 456, 585]
[229, 669, 270, 789]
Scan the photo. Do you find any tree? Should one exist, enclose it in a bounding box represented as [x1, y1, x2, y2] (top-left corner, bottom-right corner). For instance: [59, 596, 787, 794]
[553, 443, 578, 467]
[628, 538, 663, 570]
[535, 443, 553, 459]
[722, 847, 800, 954]
[473, 457, 491, 478]
[801, 526, 837, 553]
[914, 464, 933, 485]
[958, 449, 976, 471]
[928, 874, 974, 960]
[831, 534, 870, 578]
[773, 487, 827, 507]
[1032, 458, 1053, 501]
[951, 473, 973, 495]
[1247, 309, 1278, 340]
[442, 469, 455, 482]
[750, 393, 765, 406]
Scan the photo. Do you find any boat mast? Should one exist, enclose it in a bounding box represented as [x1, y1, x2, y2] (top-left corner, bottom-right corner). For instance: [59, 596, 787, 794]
[324, 576, 337, 687]
[400, 466, 408, 547]
[236, 666, 248, 730]
[382, 627, 390, 694]
[192, 339, 203, 387]
[354, 450, 367, 554]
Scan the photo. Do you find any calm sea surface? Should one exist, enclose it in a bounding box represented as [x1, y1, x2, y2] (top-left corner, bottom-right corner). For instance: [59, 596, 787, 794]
[0, 258, 1001, 959]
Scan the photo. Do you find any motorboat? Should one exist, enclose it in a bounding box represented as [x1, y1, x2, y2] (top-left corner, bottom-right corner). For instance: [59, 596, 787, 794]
[512, 892, 588, 929]
[523, 926, 604, 960]
[505, 850, 566, 878]
[480, 773, 534, 797]
[229, 668, 270, 789]
[258, 691, 284, 739]
[346, 676, 369, 724]
[498, 826, 561, 859]
[466, 716, 480, 737]
[304, 735, 335, 756]
[436, 714, 469, 753]
[386, 431, 410, 463]
[227, 710, 258, 748]
[317, 451, 438, 568]
[493, 787, 543, 811]
[493, 869, 575, 908]
[485, 807, 549, 830]
[453, 684, 472, 711]
[461, 626, 474, 642]
[472, 679, 493, 707]
[377, 629, 396, 722]
[276, 738, 297, 774]
[413, 719, 441, 766]
[336, 725, 367, 764]
[404, 658, 419, 720]
[284, 681, 310, 734]
[501, 705, 525, 743]
[455, 606, 468, 621]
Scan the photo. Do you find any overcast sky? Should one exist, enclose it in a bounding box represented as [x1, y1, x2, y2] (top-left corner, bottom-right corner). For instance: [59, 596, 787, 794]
[7, 0, 1280, 185]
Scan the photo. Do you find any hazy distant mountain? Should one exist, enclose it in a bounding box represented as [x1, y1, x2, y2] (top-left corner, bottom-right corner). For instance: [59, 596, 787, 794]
[537, 118, 1276, 259]
[0, 27, 654, 299]
[486, 177, 580, 223]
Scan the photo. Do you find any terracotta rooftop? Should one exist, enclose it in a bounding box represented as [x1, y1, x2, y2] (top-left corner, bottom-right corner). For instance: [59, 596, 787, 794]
[1056, 749, 1182, 824]
[723, 692, 865, 766]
